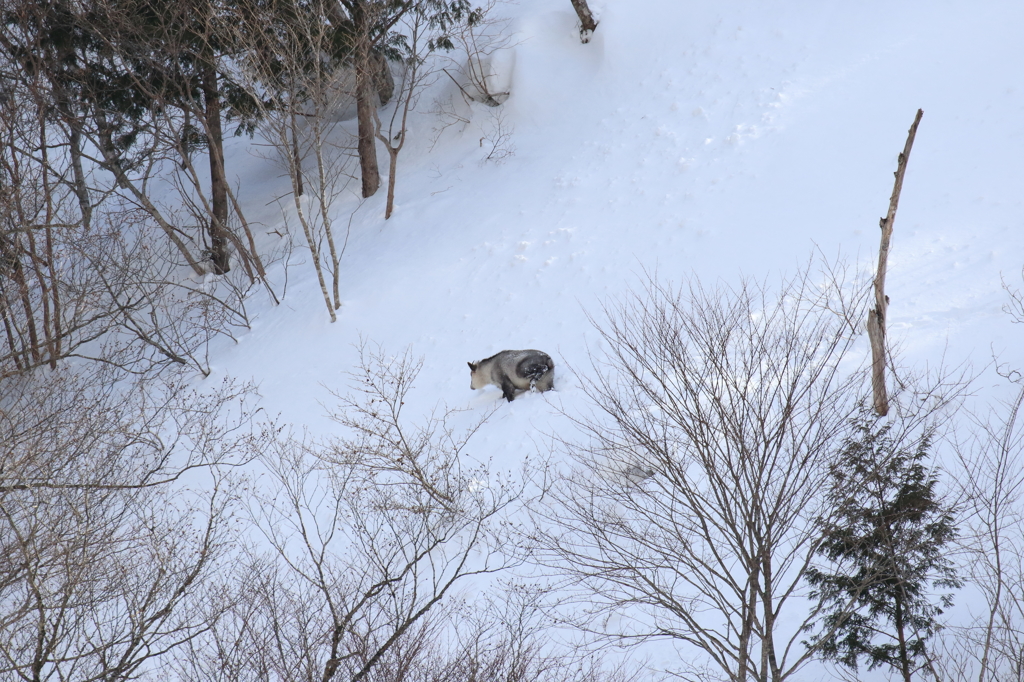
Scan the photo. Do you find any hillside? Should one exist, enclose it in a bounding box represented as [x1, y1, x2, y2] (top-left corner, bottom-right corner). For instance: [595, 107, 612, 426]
[219, 2, 1024, 674]
[4, 0, 1024, 679]
[214, 0, 1024, 429]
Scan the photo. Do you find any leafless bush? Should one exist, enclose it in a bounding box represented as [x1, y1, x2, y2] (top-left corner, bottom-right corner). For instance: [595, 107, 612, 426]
[428, 95, 471, 150]
[442, 1, 514, 107]
[480, 108, 516, 163]
[429, 1, 518, 163]
[0, 363, 267, 680]
[423, 586, 644, 682]
[179, 345, 532, 682]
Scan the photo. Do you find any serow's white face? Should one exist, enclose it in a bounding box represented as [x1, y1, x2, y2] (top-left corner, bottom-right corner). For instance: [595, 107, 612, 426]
[470, 368, 486, 390]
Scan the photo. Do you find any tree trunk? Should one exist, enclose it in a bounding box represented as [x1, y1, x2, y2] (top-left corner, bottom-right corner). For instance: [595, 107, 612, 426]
[761, 553, 782, 682]
[737, 569, 757, 682]
[371, 50, 394, 106]
[569, 0, 598, 40]
[353, 3, 380, 198]
[869, 109, 923, 416]
[67, 118, 92, 232]
[385, 147, 398, 219]
[201, 59, 231, 274]
[355, 66, 380, 198]
[867, 308, 888, 415]
[291, 109, 303, 197]
[36, 116, 57, 367]
[894, 593, 913, 682]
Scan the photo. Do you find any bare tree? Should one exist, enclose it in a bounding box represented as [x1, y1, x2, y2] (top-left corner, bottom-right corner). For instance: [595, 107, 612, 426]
[371, 0, 490, 218]
[0, 75, 75, 374]
[190, 345, 531, 682]
[533, 267, 877, 682]
[321, 0, 482, 214]
[0, 0, 281, 376]
[323, 0, 440, 198]
[423, 584, 644, 682]
[232, 0, 358, 322]
[934, 383, 1024, 682]
[1, 168, 256, 378]
[373, 6, 436, 220]
[0, 363, 267, 680]
[81, 221, 259, 376]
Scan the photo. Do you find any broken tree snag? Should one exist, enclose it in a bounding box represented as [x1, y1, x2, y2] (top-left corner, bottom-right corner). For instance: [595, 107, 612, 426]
[868, 108, 923, 417]
[570, 0, 598, 42]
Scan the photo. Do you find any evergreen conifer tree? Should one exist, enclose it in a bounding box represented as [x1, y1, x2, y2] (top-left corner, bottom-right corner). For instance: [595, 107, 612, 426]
[805, 410, 961, 682]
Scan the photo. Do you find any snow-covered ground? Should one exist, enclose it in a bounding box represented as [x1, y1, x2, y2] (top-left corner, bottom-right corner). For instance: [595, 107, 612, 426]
[215, 0, 1024, 421]
[200, 0, 1024, 675]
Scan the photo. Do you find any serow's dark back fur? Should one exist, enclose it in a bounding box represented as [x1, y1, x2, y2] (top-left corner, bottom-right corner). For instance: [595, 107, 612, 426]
[468, 349, 555, 402]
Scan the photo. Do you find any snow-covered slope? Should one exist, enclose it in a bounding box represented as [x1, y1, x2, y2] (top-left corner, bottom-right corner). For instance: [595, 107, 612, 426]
[214, 0, 1024, 438]
[193, 0, 1024, 675]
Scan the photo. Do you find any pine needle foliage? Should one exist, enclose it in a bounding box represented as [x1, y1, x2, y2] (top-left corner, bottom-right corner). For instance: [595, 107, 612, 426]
[805, 410, 962, 682]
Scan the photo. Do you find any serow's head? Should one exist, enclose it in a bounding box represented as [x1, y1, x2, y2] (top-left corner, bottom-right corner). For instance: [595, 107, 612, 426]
[468, 361, 485, 389]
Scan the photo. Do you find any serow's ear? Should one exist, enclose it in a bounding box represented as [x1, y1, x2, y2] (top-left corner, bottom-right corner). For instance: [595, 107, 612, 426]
[467, 362, 477, 371]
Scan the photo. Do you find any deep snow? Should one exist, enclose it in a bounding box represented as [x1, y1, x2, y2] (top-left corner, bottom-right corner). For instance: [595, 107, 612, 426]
[198, 0, 1024, 675]
[215, 0, 1024, 419]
